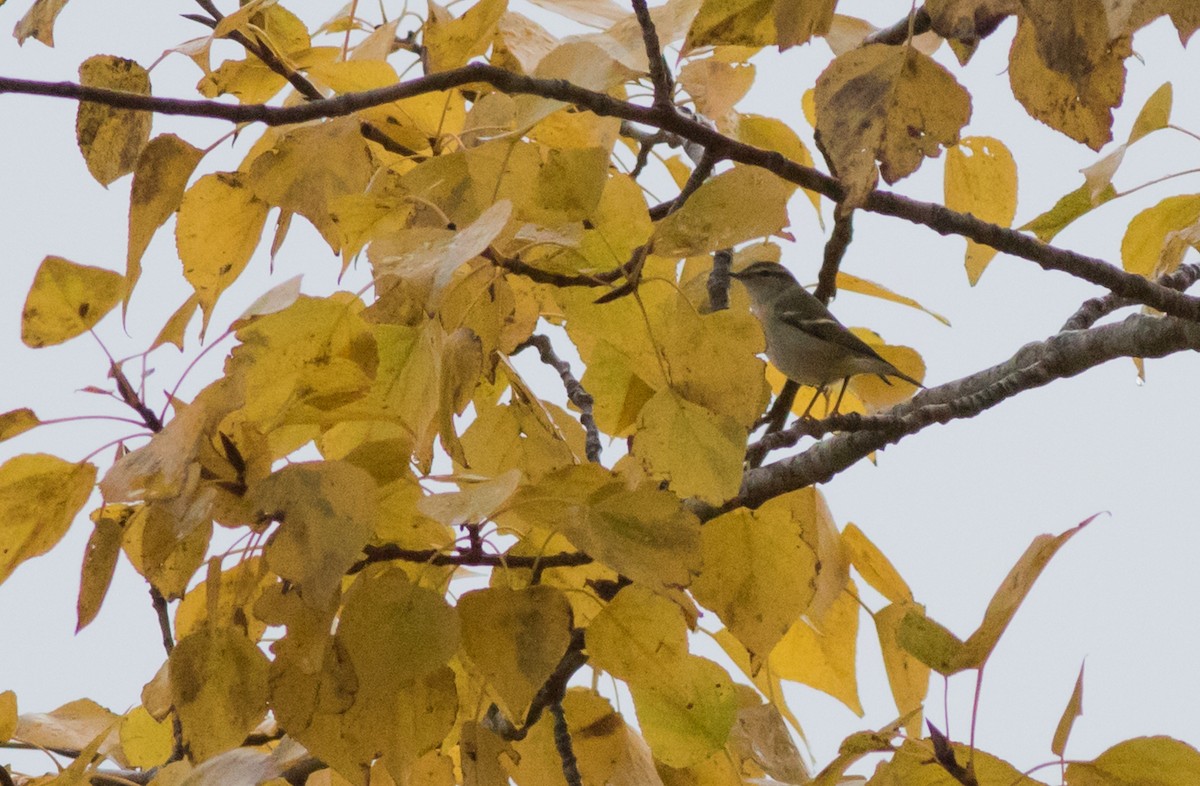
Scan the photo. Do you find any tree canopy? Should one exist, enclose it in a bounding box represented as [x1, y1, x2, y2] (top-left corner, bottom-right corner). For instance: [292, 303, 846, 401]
[2, 0, 1200, 784]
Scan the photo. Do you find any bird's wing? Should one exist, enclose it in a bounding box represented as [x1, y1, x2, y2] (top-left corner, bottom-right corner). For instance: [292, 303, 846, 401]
[776, 310, 925, 388]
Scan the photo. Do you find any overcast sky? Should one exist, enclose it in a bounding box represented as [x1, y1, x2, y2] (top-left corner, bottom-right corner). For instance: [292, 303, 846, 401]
[1, 0, 1199, 779]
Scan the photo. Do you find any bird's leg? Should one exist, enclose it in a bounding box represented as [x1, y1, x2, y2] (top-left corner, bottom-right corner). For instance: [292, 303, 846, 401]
[830, 377, 850, 415]
[799, 384, 826, 419]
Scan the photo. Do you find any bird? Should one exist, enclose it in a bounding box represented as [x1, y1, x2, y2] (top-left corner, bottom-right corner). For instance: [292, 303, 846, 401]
[731, 260, 923, 418]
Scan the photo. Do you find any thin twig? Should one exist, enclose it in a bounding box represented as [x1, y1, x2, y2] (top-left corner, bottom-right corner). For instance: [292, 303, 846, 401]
[814, 210, 854, 304]
[550, 702, 583, 786]
[348, 543, 593, 575]
[630, 0, 674, 108]
[516, 335, 602, 463]
[863, 6, 933, 46]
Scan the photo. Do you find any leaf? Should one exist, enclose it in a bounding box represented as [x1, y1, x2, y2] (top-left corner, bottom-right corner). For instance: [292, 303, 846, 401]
[126, 134, 205, 301]
[815, 44, 971, 208]
[1129, 82, 1173, 143]
[1021, 181, 1117, 243]
[650, 165, 795, 256]
[252, 461, 378, 607]
[882, 737, 1042, 785]
[842, 523, 912, 604]
[424, 0, 508, 72]
[587, 584, 690, 682]
[75, 55, 152, 185]
[119, 706, 174, 770]
[504, 464, 701, 590]
[150, 294, 201, 352]
[954, 514, 1096, 669]
[13, 0, 71, 46]
[691, 504, 818, 664]
[1052, 662, 1085, 757]
[1008, 9, 1128, 151]
[76, 504, 130, 631]
[15, 699, 123, 764]
[0, 455, 96, 586]
[873, 603, 930, 737]
[631, 390, 745, 504]
[246, 118, 375, 252]
[0, 409, 40, 443]
[944, 136, 1018, 284]
[416, 468, 522, 528]
[458, 585, 573, 717]
[683, 0, 775, 54]
[629, 655, 737, 768]
[170, 626, 270, 762]
[176, 172, 270, 327]
[769, 579, 862, 715]
[235, 275, 303, 321]
[1066, 736, 1200, 786]
[0, 691, 16, 743]
[21, 256, 125, 348]
[1121, 194, 1200, 278]
[727, 697, 809, 784]
[896, 607, 966, 676]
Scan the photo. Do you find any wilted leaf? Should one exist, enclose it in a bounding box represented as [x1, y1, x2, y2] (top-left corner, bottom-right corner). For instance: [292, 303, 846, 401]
[0, 454, 96, 586]
[21, 256, 125, 348]
[816, 44, 971, 208]
[14, 0, 72, 46]
[14, 699, 123, 764]
[945, 136, 1018, 284]
[1052, 662, 1085, 757]
[417, 468, 521, 527]
[76, 55, 152, 186]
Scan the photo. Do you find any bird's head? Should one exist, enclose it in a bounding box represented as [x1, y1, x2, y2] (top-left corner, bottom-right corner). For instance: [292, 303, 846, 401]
[731, 260, 799, 304]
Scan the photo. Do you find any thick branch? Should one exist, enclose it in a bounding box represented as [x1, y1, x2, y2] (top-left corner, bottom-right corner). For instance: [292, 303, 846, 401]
[723, 313, 1200, 513]
[1061, 262, 1200, 331]
[5, 67, 1200, 317]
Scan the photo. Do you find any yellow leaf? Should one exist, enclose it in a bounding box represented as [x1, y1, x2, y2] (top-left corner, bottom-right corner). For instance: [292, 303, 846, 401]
[0, 691, 16, 742]
[945, 136, 1018, 284]
[15, 699, 123, 764]
[711, 629, 806, 741]
[816, 44, 970, 208]
[692, 505, 818, 663]
[873, 603, 929, 738]
[76, 504, 130, 631]
[769, 579, 862, 715]
[1067, 736, 1200, 785]
[417, 468, 522, 527]
[21, 256, 125, 348]
[1020, 181, 1117, 243]
[252, 461, 378, 607]
[458, 585, 573, 717]
[1052, 662, 1085, 757]
[126, 134, 205, 300]
[736, 113, 821, 217]
[13, 0, 71, 46]
[632, 390, 745, 504]
[0, 409, 40, 443]
[424, 0, 508, 72]
[197, 57, 288, 104]
[504, 464, 701, 590]
[176, 172, 270, 324]
[122, 503, 211, 600]
[679, 59, 755, 122]
[149, 293, 201, 352]
[170, 626, 269, 761]
[0, 455, 95, 586]
[883, 738, 1043, 785]
[896, 606, 965, 676]
[1008, 11, 1128, 151]
[1129, 82, 1173, 143]
[773, 0, 836, 48]
[338, 565, 460, 683]
[246, 118, 375, 252]
[683, 0, 775, 53]
[119, 706, 174, 770]
[651, 165, 795, 256]
[837, 273, 950, 327]
[727, 697, 809, 784]
[76, 55, 152, 186]
[844, 331, 925, 413]
[1121, 194, 1200, 278]
[630, 655, 737, 768]
[174, 556, 273, 642]
[842, 523, 912, 604]
[587, 584, 690, 682]
[954, 515, 1095, 671]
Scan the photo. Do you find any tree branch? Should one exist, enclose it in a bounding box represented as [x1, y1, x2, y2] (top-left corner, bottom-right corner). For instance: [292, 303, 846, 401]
[631, 0, 674, 108]
[814, 210, 854, 304]
[722, 313, 1200, 513]
[550, 701, 583, 786]
[516, 334, 602, 463]
[5, 66, 1199, 318]
[349, 543, 593, 575]
[1061, 262, 1200, 331]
